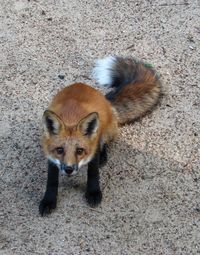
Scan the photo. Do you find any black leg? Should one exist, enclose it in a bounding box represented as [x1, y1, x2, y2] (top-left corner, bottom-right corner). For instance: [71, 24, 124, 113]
[85, 149, 102, 207]
[99, 143, 108, 167]
[39, 160, 59, 216]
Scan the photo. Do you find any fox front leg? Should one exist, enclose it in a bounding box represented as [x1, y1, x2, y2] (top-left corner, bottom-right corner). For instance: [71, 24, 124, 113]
[39, 160, 59, 216]
[85, 150, 102, 207]
[99, 143, 108, 167]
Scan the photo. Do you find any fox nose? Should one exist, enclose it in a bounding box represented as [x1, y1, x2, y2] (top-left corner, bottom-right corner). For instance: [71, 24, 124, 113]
[65, 166, 74, 175]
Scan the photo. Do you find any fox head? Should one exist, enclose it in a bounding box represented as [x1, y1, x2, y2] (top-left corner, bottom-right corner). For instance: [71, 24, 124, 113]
[42, 110, 100, 176]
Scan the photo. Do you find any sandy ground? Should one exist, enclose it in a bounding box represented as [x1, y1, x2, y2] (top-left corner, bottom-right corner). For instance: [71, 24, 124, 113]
[0, 0, 200, 254]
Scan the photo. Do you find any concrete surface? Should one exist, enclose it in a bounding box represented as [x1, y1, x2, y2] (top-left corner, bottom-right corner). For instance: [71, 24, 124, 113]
[0, 0, 200, 254]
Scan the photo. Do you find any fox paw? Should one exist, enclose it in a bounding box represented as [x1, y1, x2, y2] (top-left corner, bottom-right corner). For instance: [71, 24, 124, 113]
[85, 190, 102, 207]
[39, 197, 57, 216]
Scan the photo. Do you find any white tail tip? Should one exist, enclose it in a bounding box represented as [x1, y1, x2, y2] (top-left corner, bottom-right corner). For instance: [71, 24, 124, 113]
[92, 56, 117, 86]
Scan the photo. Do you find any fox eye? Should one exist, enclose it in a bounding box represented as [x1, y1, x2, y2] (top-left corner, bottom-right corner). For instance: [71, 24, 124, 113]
[76, 148, 84, 155]
[56, 147, 64, 155]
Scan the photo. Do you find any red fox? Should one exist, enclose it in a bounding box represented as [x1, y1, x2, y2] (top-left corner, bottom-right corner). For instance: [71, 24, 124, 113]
[39, 56, 161, 216]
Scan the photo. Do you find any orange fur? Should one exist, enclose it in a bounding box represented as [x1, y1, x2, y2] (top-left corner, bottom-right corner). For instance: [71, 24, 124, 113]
[42, 58, 161, 165]
[39, 56, 161, 215]
[48, 83, 118, 141]
[42, 83, 118, 164]
[105, 59, 161, 125]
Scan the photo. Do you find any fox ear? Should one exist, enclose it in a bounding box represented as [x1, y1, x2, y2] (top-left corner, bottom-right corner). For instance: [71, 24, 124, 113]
[78, 112, 99, 137]
[43, 110, 64, 135]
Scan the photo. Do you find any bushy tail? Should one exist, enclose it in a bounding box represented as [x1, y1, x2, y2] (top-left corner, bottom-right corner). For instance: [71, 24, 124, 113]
[92, 56, 161, 125]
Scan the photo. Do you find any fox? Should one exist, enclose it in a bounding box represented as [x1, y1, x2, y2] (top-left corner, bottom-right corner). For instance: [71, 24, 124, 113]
[39, 56, 161, 216]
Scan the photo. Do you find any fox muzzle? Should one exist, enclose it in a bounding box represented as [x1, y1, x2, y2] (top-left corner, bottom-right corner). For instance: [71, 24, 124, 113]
[61, 164, 78, 175]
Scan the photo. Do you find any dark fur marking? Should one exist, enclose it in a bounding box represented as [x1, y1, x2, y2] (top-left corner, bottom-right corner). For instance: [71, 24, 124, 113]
[106, 58, 137, 101]
[45, 116, 60, 135]
[85, 118, 97, 136]
[86, 148, 102, 207]
[99, 143, 108, 167]
[46, 117, 55, 133]
[39, 161, 59, 216]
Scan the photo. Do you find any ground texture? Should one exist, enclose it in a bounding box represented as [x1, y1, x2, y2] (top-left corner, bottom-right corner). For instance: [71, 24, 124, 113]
[0, 0, 200, 254]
